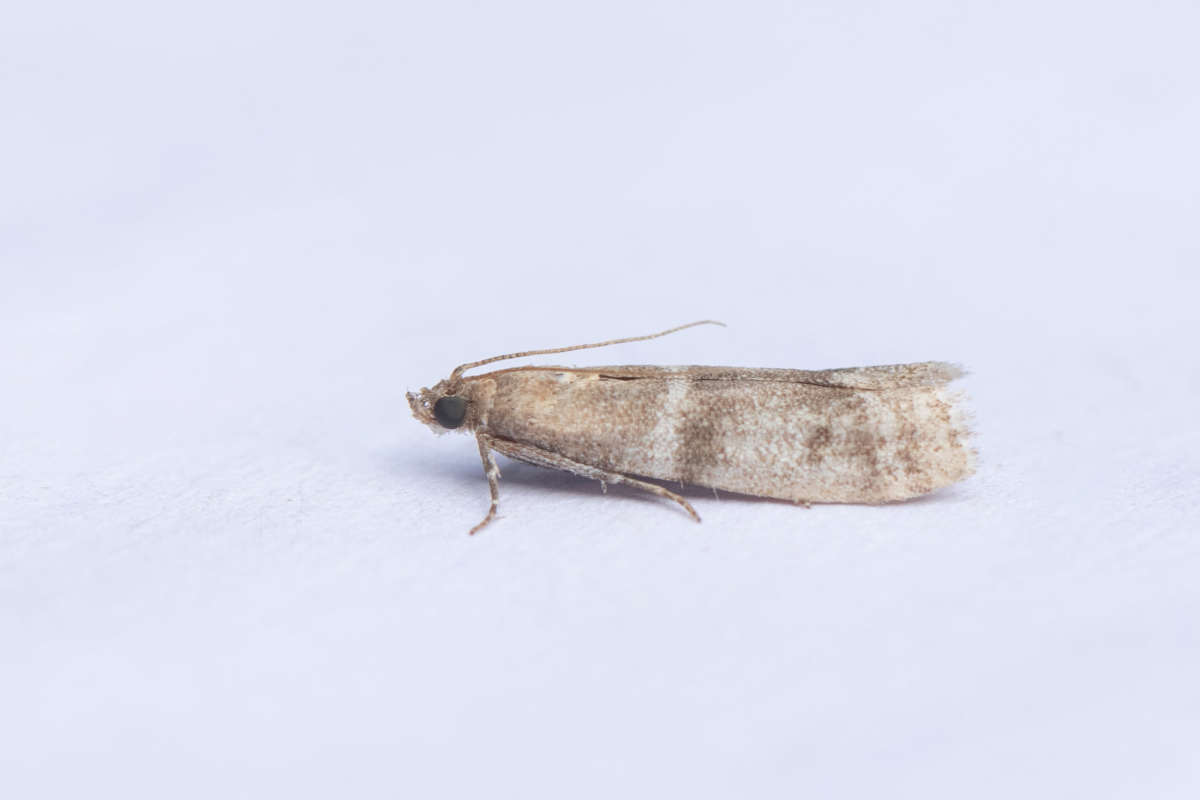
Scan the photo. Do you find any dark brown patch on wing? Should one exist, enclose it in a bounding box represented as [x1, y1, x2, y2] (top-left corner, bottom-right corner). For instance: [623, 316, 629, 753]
[674, 380, 740, 485]
[803, 424, 833, 466]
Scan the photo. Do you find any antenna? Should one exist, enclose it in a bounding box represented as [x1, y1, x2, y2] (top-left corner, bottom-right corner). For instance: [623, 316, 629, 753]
[450, 320, 725, 380]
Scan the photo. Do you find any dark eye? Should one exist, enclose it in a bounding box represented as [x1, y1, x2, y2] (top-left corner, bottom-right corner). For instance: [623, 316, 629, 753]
[433, 395, 468, 428]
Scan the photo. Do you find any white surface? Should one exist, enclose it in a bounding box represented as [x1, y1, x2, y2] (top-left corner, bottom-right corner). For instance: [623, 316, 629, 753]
[3, 2, 1199, 797]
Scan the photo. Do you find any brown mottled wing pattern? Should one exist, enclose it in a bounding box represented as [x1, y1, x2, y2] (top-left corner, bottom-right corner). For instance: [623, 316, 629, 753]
[480, 363, 974, 503]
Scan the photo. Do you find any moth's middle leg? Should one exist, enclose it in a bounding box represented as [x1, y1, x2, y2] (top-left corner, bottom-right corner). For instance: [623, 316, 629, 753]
[485, 436, 701, 523]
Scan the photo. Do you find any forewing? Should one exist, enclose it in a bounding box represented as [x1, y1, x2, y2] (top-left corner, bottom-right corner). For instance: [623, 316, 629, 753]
[486, 362, 964, 389]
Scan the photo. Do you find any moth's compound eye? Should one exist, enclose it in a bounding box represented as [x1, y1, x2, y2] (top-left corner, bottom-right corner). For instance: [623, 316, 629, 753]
[433, 395, 468, 429]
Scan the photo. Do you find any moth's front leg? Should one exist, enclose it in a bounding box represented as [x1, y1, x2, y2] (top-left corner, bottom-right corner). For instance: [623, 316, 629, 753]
[471, 433, 502, 535]
[486, 436, 701, 524]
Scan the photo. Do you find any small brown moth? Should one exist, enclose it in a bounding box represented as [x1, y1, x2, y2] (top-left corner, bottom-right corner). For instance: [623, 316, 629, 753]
[408, 321, 975, 533]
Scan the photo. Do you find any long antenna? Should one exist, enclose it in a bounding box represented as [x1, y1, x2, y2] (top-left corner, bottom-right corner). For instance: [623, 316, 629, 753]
[450, 320, 725, 380]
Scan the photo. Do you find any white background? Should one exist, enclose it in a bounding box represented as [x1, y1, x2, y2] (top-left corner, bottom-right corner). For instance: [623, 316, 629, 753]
[3, 1, 1198, 797]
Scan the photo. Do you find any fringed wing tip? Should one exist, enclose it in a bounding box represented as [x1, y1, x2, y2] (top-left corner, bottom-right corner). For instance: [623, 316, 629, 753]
[929, 361, 969, 384]
[817, 361, 970, 390]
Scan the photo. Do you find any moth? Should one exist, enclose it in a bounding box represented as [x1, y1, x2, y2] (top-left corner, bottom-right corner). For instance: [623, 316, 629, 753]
[408, 321, 975, 533]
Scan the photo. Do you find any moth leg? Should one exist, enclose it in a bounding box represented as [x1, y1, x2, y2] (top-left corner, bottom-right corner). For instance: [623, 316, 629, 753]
[486, 436, 701, 523]
[470, 433, 502, 535]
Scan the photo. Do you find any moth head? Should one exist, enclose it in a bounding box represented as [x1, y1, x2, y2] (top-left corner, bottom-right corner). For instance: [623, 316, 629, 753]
[407, 378, 476, 434]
